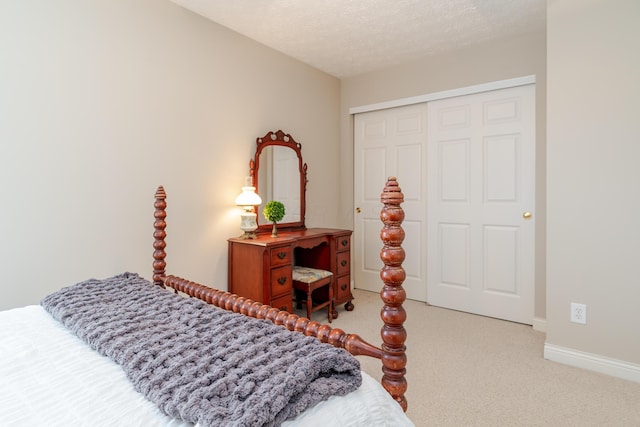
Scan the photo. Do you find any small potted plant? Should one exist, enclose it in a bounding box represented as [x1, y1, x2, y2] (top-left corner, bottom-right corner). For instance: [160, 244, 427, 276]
[263, 201, 285, 237]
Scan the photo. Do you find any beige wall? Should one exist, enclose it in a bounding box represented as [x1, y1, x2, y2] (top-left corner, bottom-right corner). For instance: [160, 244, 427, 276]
[0, 0, 340, 310]
[339, 31, 548, 320]
[546, 0, 640, 364]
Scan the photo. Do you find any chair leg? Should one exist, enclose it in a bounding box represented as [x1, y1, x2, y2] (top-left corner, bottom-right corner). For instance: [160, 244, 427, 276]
[327, 280, 334, 323]
[293, 278, 333, 322]
[306, 284, 313, 319]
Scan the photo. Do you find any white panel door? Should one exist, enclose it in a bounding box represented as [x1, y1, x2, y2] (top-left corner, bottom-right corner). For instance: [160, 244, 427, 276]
[427, 84, 535, 324]
[354, 104, 428, 302]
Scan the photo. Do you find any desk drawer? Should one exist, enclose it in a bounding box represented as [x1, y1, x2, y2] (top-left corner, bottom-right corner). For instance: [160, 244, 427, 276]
[270, 246, 292, 267]
[270, 265, 292, 297]
[337, 235, 351, 252]
[336, 251, 350, 276]
[271, 294, 293, 313]
[336, 275, 351, 303]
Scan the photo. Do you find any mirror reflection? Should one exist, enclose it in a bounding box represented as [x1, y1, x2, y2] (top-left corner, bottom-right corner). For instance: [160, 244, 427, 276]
[251, 130, 307, 232]
[257, 146, 301, 224]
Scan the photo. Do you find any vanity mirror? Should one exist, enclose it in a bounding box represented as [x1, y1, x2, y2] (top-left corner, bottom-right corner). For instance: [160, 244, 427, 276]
[250, 130, 307, 232]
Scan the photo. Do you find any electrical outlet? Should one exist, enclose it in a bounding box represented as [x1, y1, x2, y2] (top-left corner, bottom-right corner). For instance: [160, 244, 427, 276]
[570, 302, 587, 324]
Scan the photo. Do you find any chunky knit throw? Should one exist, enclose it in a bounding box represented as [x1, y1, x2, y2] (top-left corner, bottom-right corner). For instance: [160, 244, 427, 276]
[41, 273, 361, 427]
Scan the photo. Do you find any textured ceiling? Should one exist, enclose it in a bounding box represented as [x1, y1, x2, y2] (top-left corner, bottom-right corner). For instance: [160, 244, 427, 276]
[170, 0, 546, 78]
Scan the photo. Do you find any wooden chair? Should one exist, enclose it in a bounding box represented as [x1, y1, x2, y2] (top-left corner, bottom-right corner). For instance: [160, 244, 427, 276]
[292, 266, 334, 322]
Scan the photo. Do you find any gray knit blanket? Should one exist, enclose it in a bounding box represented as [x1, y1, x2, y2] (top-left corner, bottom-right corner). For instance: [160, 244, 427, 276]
[41, 273, 361, 427]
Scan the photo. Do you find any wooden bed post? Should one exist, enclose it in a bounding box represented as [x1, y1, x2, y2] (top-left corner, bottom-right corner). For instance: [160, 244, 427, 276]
[153, 186, 167, 287]
[379, 177, 408, 412]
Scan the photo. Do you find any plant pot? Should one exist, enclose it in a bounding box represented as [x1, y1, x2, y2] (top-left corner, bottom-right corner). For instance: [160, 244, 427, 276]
[271, 222, 278, 237]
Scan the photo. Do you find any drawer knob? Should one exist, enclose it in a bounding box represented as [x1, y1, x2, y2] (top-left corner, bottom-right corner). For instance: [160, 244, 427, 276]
[341, 239, 348, 247]
[341, 284, 348, 291]
[277, 252, 287, 259]
[341, 260, 347, 267]
[277, 277, 287, 285]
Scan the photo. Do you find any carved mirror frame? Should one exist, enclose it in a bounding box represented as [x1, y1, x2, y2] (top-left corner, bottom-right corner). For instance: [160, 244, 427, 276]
[250, 130, 307, 233]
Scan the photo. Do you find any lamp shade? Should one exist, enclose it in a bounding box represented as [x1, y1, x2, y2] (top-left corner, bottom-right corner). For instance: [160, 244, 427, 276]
[235, 186, 262, 207]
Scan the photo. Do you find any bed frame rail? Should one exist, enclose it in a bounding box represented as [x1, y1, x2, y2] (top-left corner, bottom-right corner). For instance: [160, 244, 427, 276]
[152, 177, 408, 411]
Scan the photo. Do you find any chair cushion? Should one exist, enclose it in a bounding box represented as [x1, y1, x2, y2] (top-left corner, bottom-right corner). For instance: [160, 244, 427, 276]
[292, 266, 333, 283]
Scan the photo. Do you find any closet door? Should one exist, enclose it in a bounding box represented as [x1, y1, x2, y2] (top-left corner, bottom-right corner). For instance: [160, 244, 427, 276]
[427, 84, 535, 324]
[354, 103, 428, 302]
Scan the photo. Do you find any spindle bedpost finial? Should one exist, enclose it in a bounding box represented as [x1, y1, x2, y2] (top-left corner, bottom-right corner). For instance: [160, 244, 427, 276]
[379, 176, 408, 412]
[153, 186, 167, 287]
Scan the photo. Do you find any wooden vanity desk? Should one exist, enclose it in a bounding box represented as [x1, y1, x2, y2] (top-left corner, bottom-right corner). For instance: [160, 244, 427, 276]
[228, 228, 353, 318]
[229, 130, 354, 318]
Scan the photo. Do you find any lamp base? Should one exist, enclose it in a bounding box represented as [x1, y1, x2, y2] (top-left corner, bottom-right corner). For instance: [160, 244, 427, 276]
[239, 230, 258, 239]
[239, 212, 258, 239]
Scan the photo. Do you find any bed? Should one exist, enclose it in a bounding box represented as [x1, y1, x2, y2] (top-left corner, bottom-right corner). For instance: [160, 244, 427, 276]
[0, 177, 411, 427]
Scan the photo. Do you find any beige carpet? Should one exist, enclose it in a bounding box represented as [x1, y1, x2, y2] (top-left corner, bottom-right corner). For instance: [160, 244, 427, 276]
[298, 289, 640, 426]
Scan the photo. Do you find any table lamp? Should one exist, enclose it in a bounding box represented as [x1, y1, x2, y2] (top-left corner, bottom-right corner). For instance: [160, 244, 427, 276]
[235, 185, 262, 239]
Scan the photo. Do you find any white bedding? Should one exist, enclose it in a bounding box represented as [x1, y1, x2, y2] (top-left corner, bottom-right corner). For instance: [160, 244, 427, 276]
[0, 305, 413, 427]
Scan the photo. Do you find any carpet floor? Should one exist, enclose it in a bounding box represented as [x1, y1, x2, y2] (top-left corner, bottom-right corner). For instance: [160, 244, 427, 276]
[297, 289, 640, 426]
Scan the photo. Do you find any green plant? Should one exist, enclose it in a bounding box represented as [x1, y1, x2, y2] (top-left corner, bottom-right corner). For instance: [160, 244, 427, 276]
[263, 200, 285, 223]
[263, 201, 285, 236]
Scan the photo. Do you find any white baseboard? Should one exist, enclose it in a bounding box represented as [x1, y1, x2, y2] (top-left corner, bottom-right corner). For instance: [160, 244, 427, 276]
[532, 317, 547, 333]
[544, 343, 640, 384]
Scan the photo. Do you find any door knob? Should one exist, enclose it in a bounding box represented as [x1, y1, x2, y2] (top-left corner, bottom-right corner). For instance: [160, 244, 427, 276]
[523, 211, 532, 219]
[356, 207, 361, 213]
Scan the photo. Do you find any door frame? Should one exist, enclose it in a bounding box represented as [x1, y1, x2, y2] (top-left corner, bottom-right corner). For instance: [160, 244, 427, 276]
[349, 75, 536, 115]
